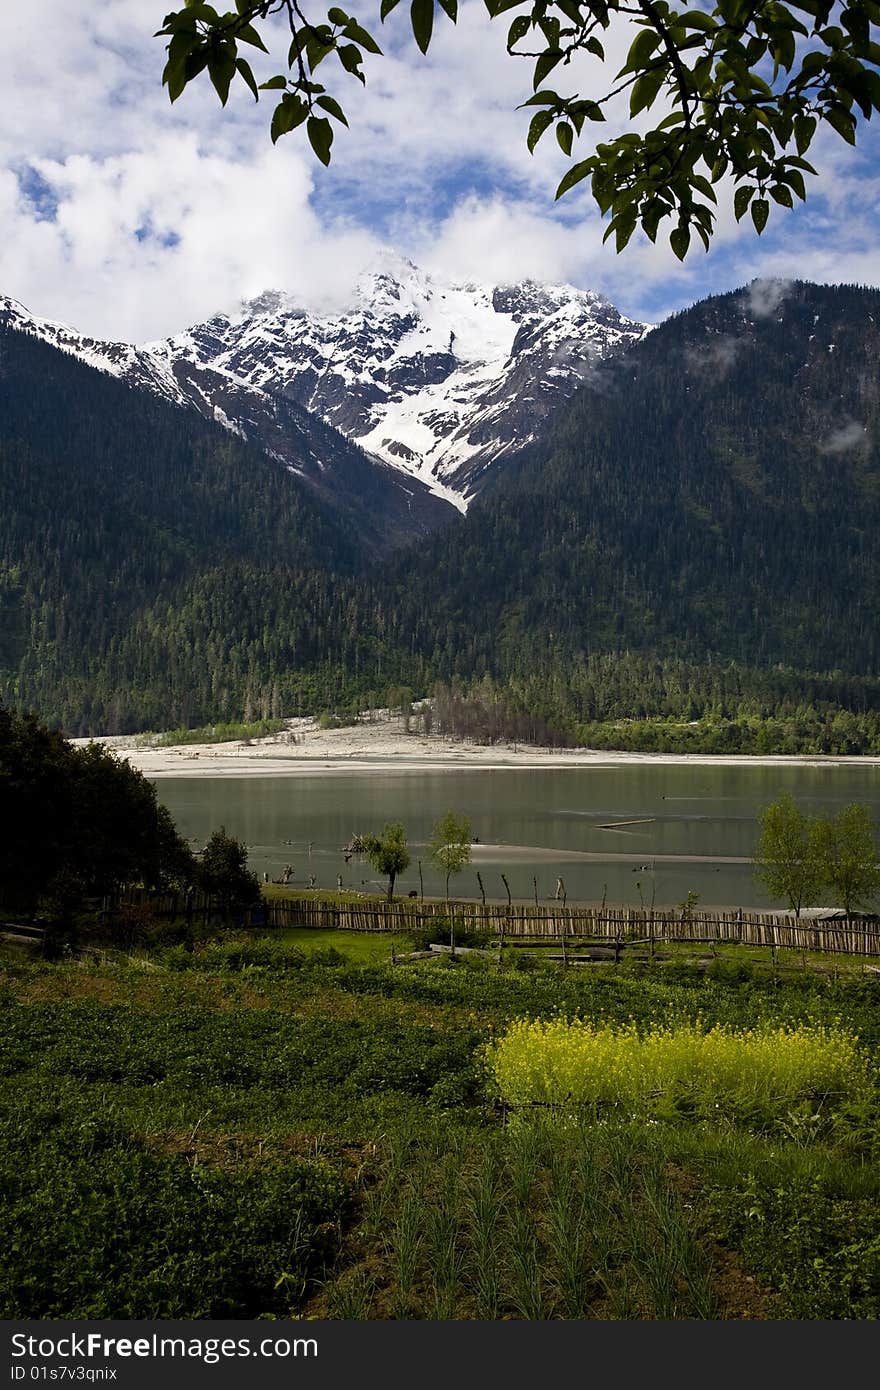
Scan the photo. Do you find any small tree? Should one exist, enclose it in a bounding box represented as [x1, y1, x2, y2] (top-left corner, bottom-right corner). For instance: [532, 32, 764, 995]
[361, 822, 410, 902]
[429, 810, 472, 949]
[196, 826, 261, 922]
[753, 793, 824, 918]
[814, 804, 880, 915]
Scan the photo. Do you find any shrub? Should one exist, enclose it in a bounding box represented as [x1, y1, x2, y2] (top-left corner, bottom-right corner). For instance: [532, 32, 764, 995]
[409, 920, 492, 952]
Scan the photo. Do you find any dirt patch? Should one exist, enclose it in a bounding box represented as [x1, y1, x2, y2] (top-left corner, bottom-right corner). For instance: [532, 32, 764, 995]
[665, 1163, 779, 1319]
[140, 1127, 379, 1181]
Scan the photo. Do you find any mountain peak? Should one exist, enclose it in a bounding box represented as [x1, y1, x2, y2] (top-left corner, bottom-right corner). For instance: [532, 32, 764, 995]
[1, 262, 652, 514]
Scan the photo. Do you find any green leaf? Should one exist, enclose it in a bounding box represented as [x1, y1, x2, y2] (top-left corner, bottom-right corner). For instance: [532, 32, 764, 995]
[556, 121, 574, 156]
[305, 37, 335, 70]
[437, 0, 458, 19]
[182, 3, 220, 19]
[236, 22, 269, 52]
[863, 68, 880, 111]
[307, 115, 334, 165]
[681, 9, 717, 30]
[337, 43, 366, 80]
[793, 114, 817, 154]
[533, 49, 564, 88]
[771, 27, 797, 72]
[269, 93, 308, 142]
[733, 184, 755, 220]
[507, 14, 531, 47]
[824, 106, 857, 143]
[610, 211, 638, 252]
[519, 90, 561, 107]
[328, 7, 350, 22]
[208, 52, 237, 106]
[770, 184, 794, 207]
[270, 99, 296, 144]
[342, 20, 383, 53]
[841, 4, 871, 45]
[259, 75, 289, 90]
[555, 159, 592, 199]
[167, 29, 197, 65]
[751, 197, 769, 233]
[670, 225, 690, 260]
[527, 110, 554, 152]
[689, 174, 718, 203]
[629, 68, 665, 117]
[183, 49, 209, 82]
[642, 201, 664, 243]
[621, 27, 662, 75]
[557, 0, 584, 24]
[163, 59, 190, 103]
[236, 56, 259, 100]
[316, 93, 349, 125]
[780, 167, 807, 200]
[410, 0, 434, 53]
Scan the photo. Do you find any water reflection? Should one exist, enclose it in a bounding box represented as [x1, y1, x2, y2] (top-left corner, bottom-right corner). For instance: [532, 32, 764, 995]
[153, 763, 880, 909]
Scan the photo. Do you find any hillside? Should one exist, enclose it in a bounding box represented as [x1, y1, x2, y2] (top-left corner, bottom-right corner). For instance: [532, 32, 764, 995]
[2, 279, 879, 739]
[0, 324, 373, 730]
[387, 279, 880, 676]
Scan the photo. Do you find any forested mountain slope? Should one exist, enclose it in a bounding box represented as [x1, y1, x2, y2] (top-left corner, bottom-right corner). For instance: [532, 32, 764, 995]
[390, 280, 880, 677]
[2, 280, 878, 738]
[0, 324, 380, 729]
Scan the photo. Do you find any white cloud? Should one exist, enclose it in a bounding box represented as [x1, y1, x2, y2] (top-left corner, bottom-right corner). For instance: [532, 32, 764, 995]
[0, 0, 876, 338]
[0, 137, 382, 339]
[741, 278, 793, 319]
[819, 421, 869, 455]
[407, 195, 607, 289]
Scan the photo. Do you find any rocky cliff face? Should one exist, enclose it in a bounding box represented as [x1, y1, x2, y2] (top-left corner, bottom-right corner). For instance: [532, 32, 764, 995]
[149, 257, 651, 508]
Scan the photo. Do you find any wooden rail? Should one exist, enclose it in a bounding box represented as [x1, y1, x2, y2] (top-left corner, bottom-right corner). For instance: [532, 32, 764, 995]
[111, 890, 880, 958]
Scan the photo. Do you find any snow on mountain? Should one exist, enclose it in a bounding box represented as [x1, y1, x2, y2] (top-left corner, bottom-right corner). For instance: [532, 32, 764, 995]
[0, 293, 190, 408]
[149, 257, 651, 508]
[1, 259, 651, 513]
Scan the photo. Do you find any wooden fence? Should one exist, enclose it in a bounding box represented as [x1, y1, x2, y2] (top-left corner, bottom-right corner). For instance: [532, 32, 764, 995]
[112, 889, 880, 958]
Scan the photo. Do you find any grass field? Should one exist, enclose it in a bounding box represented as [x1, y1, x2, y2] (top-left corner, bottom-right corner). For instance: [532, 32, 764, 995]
[2, 928, 879, 1319]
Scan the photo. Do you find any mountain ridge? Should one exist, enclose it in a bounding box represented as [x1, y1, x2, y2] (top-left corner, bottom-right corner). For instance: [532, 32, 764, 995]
[0, 259, 651, 512]
[3, 275, 878, 743]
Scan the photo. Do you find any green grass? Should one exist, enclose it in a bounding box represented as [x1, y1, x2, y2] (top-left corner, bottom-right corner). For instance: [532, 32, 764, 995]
[2, 943, 879, 1319]
[150, 718, 286, 747]
[268, 927, 413, 961]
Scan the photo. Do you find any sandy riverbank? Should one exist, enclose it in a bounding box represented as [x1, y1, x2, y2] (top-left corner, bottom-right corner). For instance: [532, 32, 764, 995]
[71, 716, 880, 778]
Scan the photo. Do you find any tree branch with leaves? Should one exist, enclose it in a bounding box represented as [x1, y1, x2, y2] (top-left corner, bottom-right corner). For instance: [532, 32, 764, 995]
[157, 0, 880, 256]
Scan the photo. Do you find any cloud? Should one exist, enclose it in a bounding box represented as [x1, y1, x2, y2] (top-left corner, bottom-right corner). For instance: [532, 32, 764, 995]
[683, 335, 744, 379]
[818, 421, 869, 455]
[0, 137, 382, 339]
[741, 277, 793, 319]
[407, 195, 607, 290]
[0, 0, 877, 339]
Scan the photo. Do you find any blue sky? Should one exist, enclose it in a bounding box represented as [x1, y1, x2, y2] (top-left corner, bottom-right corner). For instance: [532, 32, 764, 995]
[1, 1, 877, 340]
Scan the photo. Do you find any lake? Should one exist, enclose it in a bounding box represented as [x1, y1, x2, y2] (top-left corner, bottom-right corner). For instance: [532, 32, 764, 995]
[152, 761, 880, 909]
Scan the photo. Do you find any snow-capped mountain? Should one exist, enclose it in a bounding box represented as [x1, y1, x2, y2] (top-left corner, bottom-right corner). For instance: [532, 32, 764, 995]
[150, 258, 651, 508]
[0, 289, 454, 555]
[0, 257, 650, 514]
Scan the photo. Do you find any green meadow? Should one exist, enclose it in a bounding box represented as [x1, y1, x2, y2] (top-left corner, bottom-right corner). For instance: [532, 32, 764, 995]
[2, 930, 879, 1320]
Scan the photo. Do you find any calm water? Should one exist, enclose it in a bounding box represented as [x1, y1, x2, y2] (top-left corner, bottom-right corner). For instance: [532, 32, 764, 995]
[153, 762, 880, 909]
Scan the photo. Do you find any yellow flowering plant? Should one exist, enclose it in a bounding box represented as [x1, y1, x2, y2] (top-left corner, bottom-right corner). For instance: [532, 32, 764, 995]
[484, 1017, 872, 1128]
